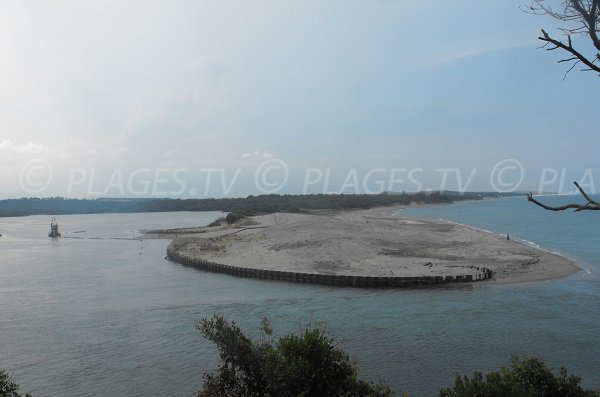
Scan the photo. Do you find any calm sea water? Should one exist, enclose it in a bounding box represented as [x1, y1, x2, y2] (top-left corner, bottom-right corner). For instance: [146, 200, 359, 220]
[0, 198, 599, 397]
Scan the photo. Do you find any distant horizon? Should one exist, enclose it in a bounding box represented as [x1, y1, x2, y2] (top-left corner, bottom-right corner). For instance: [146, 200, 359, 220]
[0, 190, 549, 202]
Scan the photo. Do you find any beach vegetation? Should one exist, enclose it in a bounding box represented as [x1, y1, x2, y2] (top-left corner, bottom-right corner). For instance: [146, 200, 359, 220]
[196, 314, 397, 397]
[0, 192, 512, 218]
[441, 355, 600, 397]
[197, 316, 600, 397]
[3, 348, 599, 396]
[0, 369, 31, 397]
[207, 216, 226, 227]
[225, 212, 246, 224]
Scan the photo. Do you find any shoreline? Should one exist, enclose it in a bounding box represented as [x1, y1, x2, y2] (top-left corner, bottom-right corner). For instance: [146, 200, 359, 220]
[151, 204, 579, 287]
[394, 200, 582, 283]
[424, 217, 580, 284]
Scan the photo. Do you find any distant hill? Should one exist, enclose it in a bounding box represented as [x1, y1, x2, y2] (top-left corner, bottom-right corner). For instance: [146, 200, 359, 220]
[0, 192, 506, 218]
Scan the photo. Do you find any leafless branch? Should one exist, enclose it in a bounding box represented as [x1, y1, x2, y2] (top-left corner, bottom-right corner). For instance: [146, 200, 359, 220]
[557, 56, 580, 62]
[574, 181, 600, 204]
[527, 0, 600, 77]
[562, 58, 581, 78]
[539, 29, 600, 74]
[527, 181, 600, 211]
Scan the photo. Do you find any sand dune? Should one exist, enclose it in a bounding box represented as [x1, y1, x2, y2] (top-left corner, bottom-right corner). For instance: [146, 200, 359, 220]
[154, 206, 579, 285]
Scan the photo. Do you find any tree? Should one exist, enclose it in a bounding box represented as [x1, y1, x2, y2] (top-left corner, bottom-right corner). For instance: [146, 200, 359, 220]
[196, 315, 397, 397]
[524, 3, 599, 211]
[527, 0, 600, 78]
[0, 370, 31, 397]
[440, 356, 600, 397]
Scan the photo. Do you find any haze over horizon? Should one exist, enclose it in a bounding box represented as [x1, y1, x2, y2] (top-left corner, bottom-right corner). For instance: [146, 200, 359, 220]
[1, 0, 598, 198]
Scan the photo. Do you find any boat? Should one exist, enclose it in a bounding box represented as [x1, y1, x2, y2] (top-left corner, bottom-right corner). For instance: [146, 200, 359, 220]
[48, 217, 61, 238]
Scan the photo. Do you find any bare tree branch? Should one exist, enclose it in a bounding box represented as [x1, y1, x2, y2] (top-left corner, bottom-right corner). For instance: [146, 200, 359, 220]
[562, 58, 581, 78]
[574, 181, 600, 204]
[526, 0, 600, 77]
[527, 182, 600, 211]
[539, 29, 600, 74]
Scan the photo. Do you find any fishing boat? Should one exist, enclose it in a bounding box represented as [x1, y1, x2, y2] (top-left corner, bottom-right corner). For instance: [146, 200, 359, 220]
[48, 217, 61, 238]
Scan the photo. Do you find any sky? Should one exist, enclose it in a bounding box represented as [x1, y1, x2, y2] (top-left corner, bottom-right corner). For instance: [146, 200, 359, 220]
[1, 0, 598, 198]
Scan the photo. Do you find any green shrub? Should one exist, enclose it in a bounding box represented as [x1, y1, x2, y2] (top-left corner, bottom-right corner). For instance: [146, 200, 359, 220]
[225, 213, 246, 224]
[197, 315, 397, 397]
[207, 216, 226, 227]
[0, 369, 31, 397]
[440, 356, 600, 397]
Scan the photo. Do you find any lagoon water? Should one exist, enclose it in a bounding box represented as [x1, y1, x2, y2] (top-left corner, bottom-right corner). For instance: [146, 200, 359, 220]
[0, 197, 599, 396]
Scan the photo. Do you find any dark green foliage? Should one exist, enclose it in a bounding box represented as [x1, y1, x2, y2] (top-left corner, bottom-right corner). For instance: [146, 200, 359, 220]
[207, 216, 226, 227]
[197, 315, 396, 397]
[225, 212, 245, 224]
[0, 369, 31, 397]
[440, 356, 600, 397]
[142, 192, 480, 216]
[0, 192, 494, 218]
[0, 197, 147, 217]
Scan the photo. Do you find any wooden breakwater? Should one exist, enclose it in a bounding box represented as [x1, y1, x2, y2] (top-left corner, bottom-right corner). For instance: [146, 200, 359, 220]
[166, 245, 494, 288]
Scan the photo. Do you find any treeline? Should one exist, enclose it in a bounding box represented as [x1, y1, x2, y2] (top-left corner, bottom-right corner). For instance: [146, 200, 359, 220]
[0, 197, 149, 217]
[0, 192, 494, 218]
[141, 192, 477, 214]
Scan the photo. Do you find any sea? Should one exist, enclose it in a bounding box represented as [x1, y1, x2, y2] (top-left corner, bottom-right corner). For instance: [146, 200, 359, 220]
[0, 195, 598, 397]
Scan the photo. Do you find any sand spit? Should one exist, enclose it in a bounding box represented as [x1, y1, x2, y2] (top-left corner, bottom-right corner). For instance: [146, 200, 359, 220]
[151, 206, 579, 286]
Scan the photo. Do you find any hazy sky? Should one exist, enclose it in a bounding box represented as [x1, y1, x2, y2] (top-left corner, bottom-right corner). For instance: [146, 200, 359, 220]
[1, 0, 598, 198]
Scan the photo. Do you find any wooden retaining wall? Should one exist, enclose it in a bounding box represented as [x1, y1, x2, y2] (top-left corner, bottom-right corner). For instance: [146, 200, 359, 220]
[166, 246, 493, 288]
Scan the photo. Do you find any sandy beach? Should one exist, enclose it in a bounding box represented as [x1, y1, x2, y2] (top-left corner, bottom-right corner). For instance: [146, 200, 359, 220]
[148, 206, 579, 285]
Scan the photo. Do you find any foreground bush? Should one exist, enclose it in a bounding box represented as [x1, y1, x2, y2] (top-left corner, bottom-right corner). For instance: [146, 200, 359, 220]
[4, 331, 599, 396]
[197, 315, 396, 397]
[440, 356, 600, 397]
[0, 370, 30, 397]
